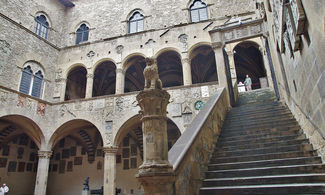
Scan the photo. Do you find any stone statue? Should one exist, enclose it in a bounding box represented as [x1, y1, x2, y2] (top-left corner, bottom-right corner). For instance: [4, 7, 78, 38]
[143, 57, 162, 90]
[83, 177, 89, 191]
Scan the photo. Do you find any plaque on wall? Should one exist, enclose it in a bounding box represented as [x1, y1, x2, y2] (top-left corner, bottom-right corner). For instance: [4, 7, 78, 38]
[123, 136, 129, 147]
[131, 144, 137, 156]
[130, 158, 137, 169]
[81, 148, 86, 155]
[70, 147, 76, 156]
[97, 161, 102, 170]
[18, 162, 25, 172]
[52, 164, 58, 172]
[8, 161, 17, 172]
[0, 158, 7, 168]
[55, 153, 61, 161]
[96, 149, 103, 157]
[122, 148, 130, 158]
[62, 149, 70, 159]
[116, 155, 121, 164]
[59, 138, 65, 148]
[17, 147, 24, 159]
[123, 159, 129, 170]
[26, 163, 33, 172]
[74, 157, 82, 165]
[67, 161, 73, 172]
[2, 145, 9, 156]
[59, 160, 66, 174]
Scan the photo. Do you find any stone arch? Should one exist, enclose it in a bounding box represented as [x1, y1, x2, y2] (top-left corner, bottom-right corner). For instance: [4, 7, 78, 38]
[186, 0, 208, 8]
[35, 11, 52, 27]
[64, 63, 87, 79]
[0, 114, 45, 149]
[188, 42, 212, 58]
[65, 65, 87, 100]
[155, 49, 184, 88]
[122, 52, 147, 71]
[93, 58, 117, 72]
[47, 119, 104, 195]
[123, 55, 146, 93]
[233, 41, 267, 89]
[92, 60, 116, 97]
[74, 20, 91, 31]
[154, 47, 182, 59]
[126, 8, 145, 21]
[0, 114, 45, 195]
[189, 44, 218, 84]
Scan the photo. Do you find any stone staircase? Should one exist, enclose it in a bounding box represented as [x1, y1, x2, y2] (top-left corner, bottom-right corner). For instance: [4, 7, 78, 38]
[200, 89, 325, 194]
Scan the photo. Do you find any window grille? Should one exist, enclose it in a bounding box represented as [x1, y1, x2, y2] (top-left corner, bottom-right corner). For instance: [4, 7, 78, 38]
[190, 0, 208, 22]
[129, 12, 144, 33]
[76, 24, 89, 44]
[34, 15, 49, 39]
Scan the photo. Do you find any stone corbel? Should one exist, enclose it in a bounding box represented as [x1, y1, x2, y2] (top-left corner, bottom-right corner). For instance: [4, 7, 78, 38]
[38, 150, 53, 159]
[103, 146, 119, 154]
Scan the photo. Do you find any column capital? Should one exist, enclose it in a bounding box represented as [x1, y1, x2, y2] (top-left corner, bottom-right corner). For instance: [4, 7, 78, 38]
[86, 73, 94, 79]
[181, 57, 190, 64]
[38, 150, 53, 159]
[116, 68, 125, 74]
[211, 42, 224, 50]
[103, 146, 119, 154]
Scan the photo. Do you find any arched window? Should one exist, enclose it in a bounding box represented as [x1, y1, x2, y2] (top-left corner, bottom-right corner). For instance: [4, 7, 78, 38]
[190, 0, 208, 22]
[19, 63, 44, 98]
[76, 24, 89, 44]
[34, 15, 49, 39]
[129, 12, 144, 33]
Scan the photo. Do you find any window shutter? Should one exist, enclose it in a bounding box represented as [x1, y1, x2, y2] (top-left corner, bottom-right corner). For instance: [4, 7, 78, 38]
[19, 67, 33, 94]
[31, 71, 43, 98]
[137, 20, 144, 32]
[199, 8, 208, 21]
[129, 21, 137, 33]
[76, 32, 82, 44]
[83, 30, 89, 42]
[191, 10, 199, 22]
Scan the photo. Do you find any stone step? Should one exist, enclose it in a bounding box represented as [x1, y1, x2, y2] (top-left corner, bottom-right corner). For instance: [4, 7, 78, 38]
[225, 120, 298, 131]
[224, 114, 294, 127]
[217, 138, 309, 152]
[218, 128, 302, 142]
[220, 125, 300, 138]
[210, 150, 318, 164]
[228, 105, 286, 116]
[200, 183, 325, 195]
[225, 111, 292, 123]
[217, 134, 306, 147]
[205, 164, 325, 178]
[224, 118, 297, 129]
[208, 156, 322, 171]
[202, 173, 325, 187]
[213, 144, 313, 158]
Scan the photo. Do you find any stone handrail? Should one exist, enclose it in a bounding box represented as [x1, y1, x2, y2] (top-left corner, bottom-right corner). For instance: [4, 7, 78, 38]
[168, 87, 229, 194]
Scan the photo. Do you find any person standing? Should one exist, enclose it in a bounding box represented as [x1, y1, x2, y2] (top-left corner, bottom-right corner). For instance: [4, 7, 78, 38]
[0, 186, 4, 195]
[244, 74, 252, 91]
[2, 184, 8, 194]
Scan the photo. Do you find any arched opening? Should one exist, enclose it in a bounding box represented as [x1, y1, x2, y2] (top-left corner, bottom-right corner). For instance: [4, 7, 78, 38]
[115, 116, 181, 194]
[190, 45, 218, 84]
[124, 55, 146, 93]
[47, 120, 104, 195]
[65, 66, 87, 100]
[157, 50, 183, 88]
[92, 61, 116, 97]
[0, 115, 44, 195]
[233, 42, 267, 90]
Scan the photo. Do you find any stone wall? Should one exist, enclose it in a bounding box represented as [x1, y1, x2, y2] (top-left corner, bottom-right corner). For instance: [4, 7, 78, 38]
[264, 0, 325, 158]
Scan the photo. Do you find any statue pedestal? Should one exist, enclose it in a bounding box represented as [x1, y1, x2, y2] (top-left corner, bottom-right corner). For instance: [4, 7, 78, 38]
[81, 190, 89, 195]
[136, 89, 175, 195]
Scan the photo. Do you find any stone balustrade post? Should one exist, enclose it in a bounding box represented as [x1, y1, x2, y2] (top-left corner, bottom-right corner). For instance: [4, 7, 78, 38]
[85, 73, 94, 98]
[115, 68, 125, 95]
[34, 150, 52, 195]
[182, 57, 192, 86]
[103, 146, 118, 195]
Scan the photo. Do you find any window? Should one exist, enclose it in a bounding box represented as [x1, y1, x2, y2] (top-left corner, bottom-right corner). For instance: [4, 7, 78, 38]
[19, 63, 44, 98]
[190, 0, 208, 22]
[129, 12, 144, 33]
[34, 15, 49, 39]
[76, 24, 89, 44]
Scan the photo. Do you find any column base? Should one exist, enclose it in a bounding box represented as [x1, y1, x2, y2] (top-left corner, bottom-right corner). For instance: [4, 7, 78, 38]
[137, 171, 175, 195]
[81, 190, 90, 195]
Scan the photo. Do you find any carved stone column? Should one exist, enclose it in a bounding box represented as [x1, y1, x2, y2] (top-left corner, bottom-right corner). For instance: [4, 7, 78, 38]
[34, 150, 52, 195]
[136, 57, 174, 194]
[212, 42, 227, 87]
[226, 49, 237, 84]
[181, 58, 192, 86]
[115, 68, 125, 95]
[59, 78, 67, 101]
[103, 146, 118, 195]
[85, 73, 94, 98]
